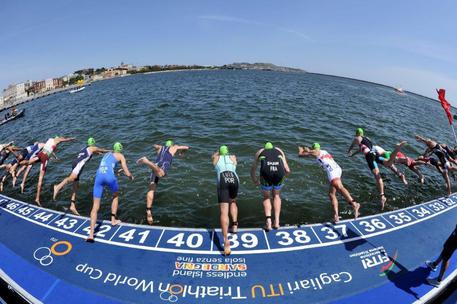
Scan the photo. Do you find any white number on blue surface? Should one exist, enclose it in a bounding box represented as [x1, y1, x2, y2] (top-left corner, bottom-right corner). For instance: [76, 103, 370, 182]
[16, 206, 34, 216]
[321, 224, 348, 240]
[33, 212, 54, 222]
[6, 203, 20, 210]
[388, 212, 412, 225]
[276, 230, 311, 246]
[119, 229, 136, 242]
[442, 198, 456, 206]
[429, 202, 445, 212]
[54, 217, 78, 230]
[138, 231, 150, 244]
[82, 224, 112, 237]
[358, 218, 386, 232]
[227, 233, 258, 249]
[410, 207, 431, 218]
[167, 233, 203, 248]
[117, 229, 150, 243]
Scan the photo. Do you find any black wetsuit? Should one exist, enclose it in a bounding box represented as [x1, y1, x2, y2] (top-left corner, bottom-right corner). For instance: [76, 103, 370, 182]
[360, 136, 379, 171]
[0, 150, 10, 166]
[259, 148, 285, 190]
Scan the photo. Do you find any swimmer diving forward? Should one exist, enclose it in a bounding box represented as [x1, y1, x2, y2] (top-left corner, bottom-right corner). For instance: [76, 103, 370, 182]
[87, 142, 133, 242]
[299, 143, 360, 222]
[348, 128, 406, 210]
[136, 139, 189, 225]
[53, 137, 110, 215]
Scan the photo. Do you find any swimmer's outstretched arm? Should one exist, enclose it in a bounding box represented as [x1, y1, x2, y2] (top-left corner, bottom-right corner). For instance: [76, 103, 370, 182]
[347, 138, 359, 156]
[298, 146, 315, 157]
[56, 137, 75, 144]
[94, 147, 110, 154]
[277, 147, 291, 174]
[118, 154, 134, 180]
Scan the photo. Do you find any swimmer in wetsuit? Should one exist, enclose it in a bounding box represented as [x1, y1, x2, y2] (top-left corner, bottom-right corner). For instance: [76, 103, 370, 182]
[15, 142, 44, 191]
[347, 128, 406, 210]
[212, 145, 239, 256]
[87, 142, 133, 242]
[0, 143, 34, 191]
[26, 136, 75, 206]
[136, 140, 189, 225]
[415, 135, 457, 195]
[299, 143, 360, 223]
[251, 142, 290, 231]
[53, 137, 110, 215]
[372, 145, 408, 185]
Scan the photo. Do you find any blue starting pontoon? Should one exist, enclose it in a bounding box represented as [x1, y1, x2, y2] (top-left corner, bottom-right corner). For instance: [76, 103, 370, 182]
[0, 193, 456, 303]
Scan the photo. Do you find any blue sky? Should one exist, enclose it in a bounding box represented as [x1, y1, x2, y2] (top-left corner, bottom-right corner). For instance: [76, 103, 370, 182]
[1, 0, 456, 103]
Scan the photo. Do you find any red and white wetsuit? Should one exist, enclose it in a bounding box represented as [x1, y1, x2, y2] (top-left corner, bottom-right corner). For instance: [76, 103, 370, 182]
[316, 150, 342, 182]
[36, 138, 57, 172]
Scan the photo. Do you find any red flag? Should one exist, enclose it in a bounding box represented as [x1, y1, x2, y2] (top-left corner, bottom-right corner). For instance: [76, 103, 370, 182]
[437, 88, 453, 125]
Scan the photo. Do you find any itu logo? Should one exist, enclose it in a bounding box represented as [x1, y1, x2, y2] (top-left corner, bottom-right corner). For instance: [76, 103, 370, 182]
[33, 241, 73, 267]
[379, 249, 399, 277]
[160, 291, 178, 302]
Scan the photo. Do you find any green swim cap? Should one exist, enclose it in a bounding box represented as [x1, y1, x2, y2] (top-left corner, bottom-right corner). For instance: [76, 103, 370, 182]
[87, 137, 95, 146]
[165, 140, 174, 147]
[54, 135, 60, 139]
[219, 145, 229, 156]
[384, 151, 392, 160]
[312, 143, 321, 150]
[113, 142, 123, 153]
[356, 128, 364, 136]
[264, 142, 273, 150]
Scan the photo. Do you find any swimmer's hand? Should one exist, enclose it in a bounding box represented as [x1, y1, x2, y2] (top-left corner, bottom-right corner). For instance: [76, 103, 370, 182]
[254, 179, 260, 186]
[128, 175, 134, 181]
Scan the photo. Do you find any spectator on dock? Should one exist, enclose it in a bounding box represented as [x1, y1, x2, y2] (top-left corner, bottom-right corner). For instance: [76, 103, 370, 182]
[426, 225, 457, 287]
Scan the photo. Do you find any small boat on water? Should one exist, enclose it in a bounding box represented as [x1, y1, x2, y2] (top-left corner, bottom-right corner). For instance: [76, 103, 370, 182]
[69, 86, 85, 94]
[394, 87, 405, 95]
[0, 109, 25, 126]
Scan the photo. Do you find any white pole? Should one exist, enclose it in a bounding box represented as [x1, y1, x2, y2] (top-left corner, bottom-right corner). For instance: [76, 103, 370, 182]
[451, 124, 457, 145]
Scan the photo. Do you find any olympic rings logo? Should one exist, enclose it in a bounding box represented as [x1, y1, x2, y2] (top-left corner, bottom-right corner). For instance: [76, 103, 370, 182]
[33, 241, 72, 267]
[160, 291, 178, 302]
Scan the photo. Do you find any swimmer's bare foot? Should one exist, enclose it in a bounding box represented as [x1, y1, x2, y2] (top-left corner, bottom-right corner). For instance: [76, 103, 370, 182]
[381, 194, 387, 210]
[69, 201, 80, 216]
[224, 240, 231, 256]
[0, 182, 3, 192]
[273, 221, 280, 230]
[20, 183, 25, 193]
[354, 202, 360, 219]
[231, 221, 238, 233]
[111, 214, 121, 226]
[12, 176, 16, 187]
[146, 207, 153, 225]
[420, 176, 425, 184]
[333, 214, 340, 223]
[263, 216, 272, 232]
[86, 237, 94, 243]
[35, 200, 42, 207]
